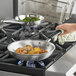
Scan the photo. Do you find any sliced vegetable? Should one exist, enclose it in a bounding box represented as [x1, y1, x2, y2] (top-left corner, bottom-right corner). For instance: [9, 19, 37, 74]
[25, 17, 31, 22]
[34, 17, 40, 21]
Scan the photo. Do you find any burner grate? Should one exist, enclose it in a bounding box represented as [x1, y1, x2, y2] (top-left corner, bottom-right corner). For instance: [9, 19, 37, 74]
[0, 23, 75, 76]
[18, 60, 45, 68]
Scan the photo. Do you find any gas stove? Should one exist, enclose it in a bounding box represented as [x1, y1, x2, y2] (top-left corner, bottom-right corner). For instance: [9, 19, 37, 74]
[0, 22, 76, 76]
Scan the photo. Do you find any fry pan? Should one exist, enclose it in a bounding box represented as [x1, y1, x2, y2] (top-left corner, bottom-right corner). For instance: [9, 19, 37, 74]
[2, 15, 44, 27]
[7, 30, 61, 61]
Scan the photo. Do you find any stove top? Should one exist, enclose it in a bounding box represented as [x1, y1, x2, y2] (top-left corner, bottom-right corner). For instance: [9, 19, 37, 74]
[0, 22, 75, 76]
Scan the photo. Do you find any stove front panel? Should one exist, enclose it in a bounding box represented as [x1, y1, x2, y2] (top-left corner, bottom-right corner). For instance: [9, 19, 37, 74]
[0, 71, 30, 76]
[46, 44, 76, 76]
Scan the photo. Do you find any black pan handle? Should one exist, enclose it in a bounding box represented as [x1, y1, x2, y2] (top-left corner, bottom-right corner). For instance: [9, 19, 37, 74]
[51, 30, 62, 40]
[40, 30, 62, 42]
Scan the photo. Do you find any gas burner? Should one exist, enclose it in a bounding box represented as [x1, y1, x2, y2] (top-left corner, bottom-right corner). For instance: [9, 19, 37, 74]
[0, 23, 75, 76]
[18, 60, 45, 68]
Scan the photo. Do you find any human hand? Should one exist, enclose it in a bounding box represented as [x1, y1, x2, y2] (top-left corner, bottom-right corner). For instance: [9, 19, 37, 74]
[56, 23, 76, 36]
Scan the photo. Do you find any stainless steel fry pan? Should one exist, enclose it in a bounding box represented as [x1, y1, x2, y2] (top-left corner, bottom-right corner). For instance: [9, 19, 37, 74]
[7, 30, 61, 61]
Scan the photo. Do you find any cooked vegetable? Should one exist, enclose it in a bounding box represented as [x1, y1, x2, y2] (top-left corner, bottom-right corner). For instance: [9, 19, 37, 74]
[19, 17, 40, 22]
[15, 45, 47, 55]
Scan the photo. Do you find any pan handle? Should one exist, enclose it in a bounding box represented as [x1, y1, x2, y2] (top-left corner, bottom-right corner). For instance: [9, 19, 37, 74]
[1, 20, 25, 25]
[51, 30, 62, 40]
[40, 30, 62, 42]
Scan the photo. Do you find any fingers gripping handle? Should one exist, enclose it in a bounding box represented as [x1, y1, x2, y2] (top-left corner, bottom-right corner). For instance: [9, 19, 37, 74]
[40, 30, 62, 42]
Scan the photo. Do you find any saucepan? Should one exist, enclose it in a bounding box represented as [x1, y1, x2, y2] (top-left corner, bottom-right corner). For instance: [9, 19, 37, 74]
[7, 30, 61, 61]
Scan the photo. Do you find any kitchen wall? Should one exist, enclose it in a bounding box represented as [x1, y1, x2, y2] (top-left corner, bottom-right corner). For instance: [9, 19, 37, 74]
[72, 0, 76, 14]
[0, 0, 75, 19]
[18, 0, 76, 24]
[18, 0, 67, 24]
[0, 0, 13, 19]
[18, 0, 76, 14]
[71, 0, 76, 20]
[18, 0, 25, 15]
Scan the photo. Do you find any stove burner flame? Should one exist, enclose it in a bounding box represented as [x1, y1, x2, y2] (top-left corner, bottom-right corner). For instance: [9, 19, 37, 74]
[38, 61, 45, 66]
[26, 61, 36, 68]
[18, 60, 45, 68]
[18, 60, 22, 65]
[18, 60, 24, 66]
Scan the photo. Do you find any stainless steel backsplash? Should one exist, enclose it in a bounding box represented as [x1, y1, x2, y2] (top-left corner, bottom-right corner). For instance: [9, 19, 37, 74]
[18, 0, 75, 24]
[0, 0, 13, 19]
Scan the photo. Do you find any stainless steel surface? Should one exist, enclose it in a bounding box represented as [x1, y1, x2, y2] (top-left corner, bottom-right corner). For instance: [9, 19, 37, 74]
[15, 15, 44, 26]
[2, 15, 44, 25]
[18, 0, 75, 24]
[8, 40, 55, 61]
[1, 20, 25, 25]
[0, 0, 13, 19]
[0, 71, 30, 76]
[45, 44, 76, 76]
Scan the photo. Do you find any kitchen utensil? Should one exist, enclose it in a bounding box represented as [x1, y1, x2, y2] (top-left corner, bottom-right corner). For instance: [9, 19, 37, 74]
[7, 30, 61, 61]
[1, 15, 44, 27]
[15, 15, 44, 26]
[1, 19, 25, 25]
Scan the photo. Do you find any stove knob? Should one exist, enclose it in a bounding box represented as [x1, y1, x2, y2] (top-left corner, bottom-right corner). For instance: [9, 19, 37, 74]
[73, 72, 76, 76]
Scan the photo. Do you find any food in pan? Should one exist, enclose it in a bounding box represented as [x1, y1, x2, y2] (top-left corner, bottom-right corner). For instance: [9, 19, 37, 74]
[19, 17, 40, 22]
[15, 45, 47, 54]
